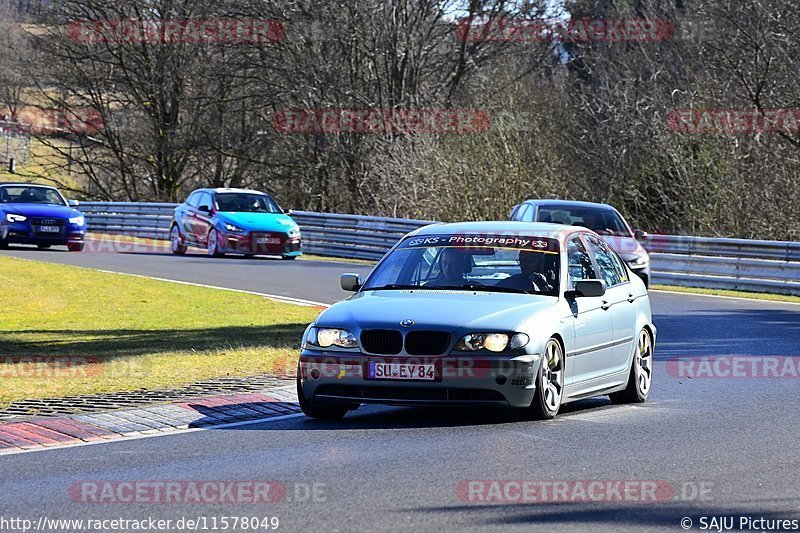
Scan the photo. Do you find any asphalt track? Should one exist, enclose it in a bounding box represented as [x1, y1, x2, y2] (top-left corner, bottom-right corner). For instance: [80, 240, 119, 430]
[1, 245, 799, 533]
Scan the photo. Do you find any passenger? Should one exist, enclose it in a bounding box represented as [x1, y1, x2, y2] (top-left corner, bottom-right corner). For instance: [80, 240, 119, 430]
[496, 250, 557, 293]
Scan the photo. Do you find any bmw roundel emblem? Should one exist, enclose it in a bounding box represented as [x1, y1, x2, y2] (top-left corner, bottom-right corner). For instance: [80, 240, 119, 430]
[400, 319, 415, 328]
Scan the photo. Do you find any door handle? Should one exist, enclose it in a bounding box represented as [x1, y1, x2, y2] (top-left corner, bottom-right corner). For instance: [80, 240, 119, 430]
[601, 300, 610, 310]
[628, 293, 635, 303]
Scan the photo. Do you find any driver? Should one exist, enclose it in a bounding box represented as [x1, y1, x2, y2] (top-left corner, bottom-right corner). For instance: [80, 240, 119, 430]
[428, 248, 471, 286]
[580, 211, 609, 234]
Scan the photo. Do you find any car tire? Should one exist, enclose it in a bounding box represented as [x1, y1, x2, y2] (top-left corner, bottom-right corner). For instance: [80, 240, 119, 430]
[610, 328, 653, 404]
[37, 244, 51, 249]
[207, 229, 225, 257]
[528, 337, 565, 420]
[0, 239, 7, 250]
[67, 242, 84, 252]
[296, 367, 349, 421]
[281, 255, 297, 260]
[170, 225, 187, 255]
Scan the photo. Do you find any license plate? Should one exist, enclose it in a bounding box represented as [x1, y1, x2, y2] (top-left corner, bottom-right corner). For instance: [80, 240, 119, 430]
[257, 237, 281, 244]
[367, 362, 436, 381]
[37, 226, 61, 233]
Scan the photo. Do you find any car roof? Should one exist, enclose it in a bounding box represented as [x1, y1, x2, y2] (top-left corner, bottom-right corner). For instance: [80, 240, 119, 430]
[191, 187, 270, 195]
[410, 221, 590, 240]
[0, 182, 58, 189]
[518, 199, 618, 210]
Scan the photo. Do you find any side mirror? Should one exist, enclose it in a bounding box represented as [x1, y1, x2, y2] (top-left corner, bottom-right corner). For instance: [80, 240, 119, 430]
[566, 279, 606, 298]
[340, 273, 362, 292]
[283, 208, 293, 215]
[197, 205, 212, 214]
[68, 199, 80, 207]
[634, 229, 648, 241]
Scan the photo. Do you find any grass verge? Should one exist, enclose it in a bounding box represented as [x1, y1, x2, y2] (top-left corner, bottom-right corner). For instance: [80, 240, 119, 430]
[651, 284, 800, 304]
[0, 256, 321, 403]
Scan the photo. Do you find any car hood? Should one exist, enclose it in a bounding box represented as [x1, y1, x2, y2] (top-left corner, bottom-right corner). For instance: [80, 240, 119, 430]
[217, 212, 299, 233]
[317, 290, 558, 332]
[600, 235, 648, 261]
[1, 204, 82, 219]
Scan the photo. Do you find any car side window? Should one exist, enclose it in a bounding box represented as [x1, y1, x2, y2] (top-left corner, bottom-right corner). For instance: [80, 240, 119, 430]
[567, 236, 597, 289]
[197, 193, 212, 211]
[512, 204, 533, 222]
[585, 235, 623, 287]
[186, 192, 200, 207]
[520, 205, 535, 222]
[608, 249, 630, 283]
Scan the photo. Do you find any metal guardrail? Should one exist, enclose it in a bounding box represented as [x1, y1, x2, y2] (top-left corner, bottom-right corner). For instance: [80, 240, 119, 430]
[80, 202, 176, 240]
[289, 211, 433, 260]
[79, 202, 800, 295]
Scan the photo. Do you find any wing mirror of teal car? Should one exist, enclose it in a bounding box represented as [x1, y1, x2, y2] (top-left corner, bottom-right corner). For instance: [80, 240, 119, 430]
[566, 279, 607, 298]
[340, 273, 362, 292]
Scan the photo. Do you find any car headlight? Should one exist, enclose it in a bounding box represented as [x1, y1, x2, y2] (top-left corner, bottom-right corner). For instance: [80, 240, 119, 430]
[288, 227, 301, 237]
[454, 332, 529, 352]
[69, 215, 84, 226]
[224, 223, 244, 233]
[626, 255, 649, 267]
[307, 327, 359, 349]
[5, 214, 26, 223]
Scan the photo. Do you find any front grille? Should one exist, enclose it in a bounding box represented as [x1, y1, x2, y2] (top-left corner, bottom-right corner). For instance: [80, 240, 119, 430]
[30, 217, 66, 237]
[315, 384, 505, 403]
[249, 232, 286, 252]
[360, 329, 403, 355]
[405, 331, 451, 356]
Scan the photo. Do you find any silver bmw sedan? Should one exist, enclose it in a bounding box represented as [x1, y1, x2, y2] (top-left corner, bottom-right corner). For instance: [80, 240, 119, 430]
[297, 221, 655, 420]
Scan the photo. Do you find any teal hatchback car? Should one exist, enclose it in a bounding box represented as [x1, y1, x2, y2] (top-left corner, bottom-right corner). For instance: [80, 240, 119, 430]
[170, 188, 301, 259]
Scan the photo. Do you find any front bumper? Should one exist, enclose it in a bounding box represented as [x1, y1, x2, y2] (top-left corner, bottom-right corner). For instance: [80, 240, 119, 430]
[1, 223, 85, 246]
[223, 232, 302, 256]
[299, 351, 542, 408]
[630, 266, 649, 287]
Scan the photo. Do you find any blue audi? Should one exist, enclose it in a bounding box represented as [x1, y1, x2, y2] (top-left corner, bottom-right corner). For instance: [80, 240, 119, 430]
[170, 188, 302, 259]
[0, 183, 86, 251]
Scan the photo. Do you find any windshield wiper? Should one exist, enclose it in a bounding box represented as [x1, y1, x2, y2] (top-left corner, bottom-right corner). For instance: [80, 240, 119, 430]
[432, 284, 537, 295]
[366, 284, 423, 291]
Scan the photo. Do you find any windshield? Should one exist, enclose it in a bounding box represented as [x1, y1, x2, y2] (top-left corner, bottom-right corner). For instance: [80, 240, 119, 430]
[0, 186, 66, 206]
[215, 193, 280, 213]
[537, 205, 631, 237]
[363, 233, 561, 296]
